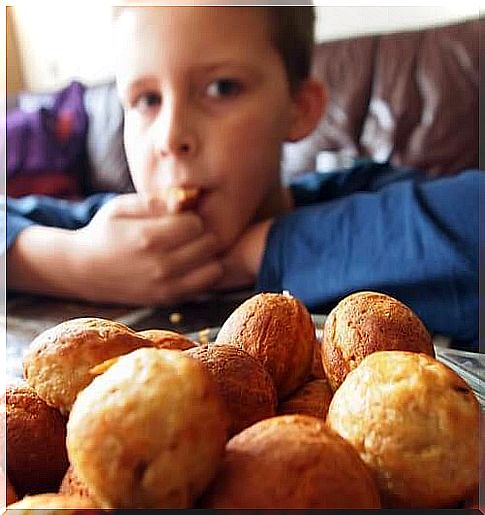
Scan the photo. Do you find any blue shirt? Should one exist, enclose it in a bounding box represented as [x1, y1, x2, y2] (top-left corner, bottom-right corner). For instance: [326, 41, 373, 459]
[5, 162, 480, 350]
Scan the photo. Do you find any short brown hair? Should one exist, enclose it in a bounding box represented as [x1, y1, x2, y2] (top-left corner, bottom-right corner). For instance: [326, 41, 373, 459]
[113, 5, 316, 93]
[265, 7, 316, 93]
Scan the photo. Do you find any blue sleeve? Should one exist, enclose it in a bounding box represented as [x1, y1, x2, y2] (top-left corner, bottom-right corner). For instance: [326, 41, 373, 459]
[257, 170, 480, 347]
[5, 193, 116, 250]
[290, 159, 427, 205]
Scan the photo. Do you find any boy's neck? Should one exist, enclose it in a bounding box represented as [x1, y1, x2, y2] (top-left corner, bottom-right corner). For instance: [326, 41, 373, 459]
[254, 186, 294, 223]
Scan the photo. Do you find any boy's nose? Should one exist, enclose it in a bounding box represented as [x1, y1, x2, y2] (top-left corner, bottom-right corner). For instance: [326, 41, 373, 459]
[159, 133, 197, 158]
[154, 102, 198, 159]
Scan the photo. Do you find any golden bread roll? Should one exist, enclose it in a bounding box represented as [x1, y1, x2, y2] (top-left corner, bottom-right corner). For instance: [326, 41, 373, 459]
[461, 409, 485, 508]
[5, 493, 100, 513]
[23, 317, 152, 414]
[137, 329, 196, 350]
[215, 292, 315, 399]
[200, 414, 380, 509]
[3, 384, 69, 497]
[277, 378, 333, 419]
[185, 343, 277, 436]
[322, 291, 434, 391]
[326, 350, 479, 508]
[66, 348, 228, 509]
[59, 465, 95, 503]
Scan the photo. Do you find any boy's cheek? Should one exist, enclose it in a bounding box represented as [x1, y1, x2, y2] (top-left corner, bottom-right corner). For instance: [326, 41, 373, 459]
[123, 124, 153, 190]
[225, 105, 291, 143]
[123, 120, 139, 169]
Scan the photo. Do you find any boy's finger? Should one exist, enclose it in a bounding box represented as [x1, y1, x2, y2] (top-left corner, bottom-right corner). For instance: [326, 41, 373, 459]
[109, 193, 168, 218]
[107, 189, 201, 218]
[142, 194, 170, 215]
[137, 213, 205, 251]
[168, 261, 224, 299]
[168, 233, 221, 275]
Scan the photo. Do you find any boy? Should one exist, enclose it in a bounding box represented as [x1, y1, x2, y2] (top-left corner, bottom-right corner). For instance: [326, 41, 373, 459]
[6, 6, 479, 350]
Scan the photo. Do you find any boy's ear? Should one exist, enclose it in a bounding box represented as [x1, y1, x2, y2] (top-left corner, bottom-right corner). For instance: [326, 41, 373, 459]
[286, 79, 326, 143]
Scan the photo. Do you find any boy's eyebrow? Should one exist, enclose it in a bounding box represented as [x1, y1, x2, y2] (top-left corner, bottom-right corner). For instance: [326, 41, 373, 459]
[124, 63, 251, 91]
[120, 62, 261, 99]
[119, 76, 160, 101]
[196, 60, 258, 73]
[126, 77, 159, 91]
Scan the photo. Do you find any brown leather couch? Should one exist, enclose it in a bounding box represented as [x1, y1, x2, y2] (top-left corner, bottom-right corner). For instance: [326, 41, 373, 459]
[281, 18, 480, 182]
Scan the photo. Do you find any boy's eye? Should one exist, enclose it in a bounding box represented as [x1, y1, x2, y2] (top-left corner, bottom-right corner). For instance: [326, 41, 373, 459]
[134, 92, 161, 112]
[206, 79, 242, 99]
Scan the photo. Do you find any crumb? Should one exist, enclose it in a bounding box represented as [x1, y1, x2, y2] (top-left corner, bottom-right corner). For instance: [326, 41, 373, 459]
[169, 312, 183, 324]
[198, 328, 210, 346]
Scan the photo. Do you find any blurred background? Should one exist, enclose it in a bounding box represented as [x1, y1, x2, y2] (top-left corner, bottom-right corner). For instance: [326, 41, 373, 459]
[6, 4, 479, 95]
[4, 3, 481, 196]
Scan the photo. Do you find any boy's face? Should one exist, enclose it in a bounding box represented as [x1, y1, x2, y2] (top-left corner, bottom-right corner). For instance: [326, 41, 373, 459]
[115, 7, 303, 249]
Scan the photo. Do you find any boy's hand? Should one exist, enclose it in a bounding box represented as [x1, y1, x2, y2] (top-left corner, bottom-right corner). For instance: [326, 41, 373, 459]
[70, 193, 223, 305]
[216, 219, 274, 292]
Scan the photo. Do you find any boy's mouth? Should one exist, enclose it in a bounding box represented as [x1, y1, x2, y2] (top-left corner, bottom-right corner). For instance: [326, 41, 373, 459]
[163, 186, 204, 213]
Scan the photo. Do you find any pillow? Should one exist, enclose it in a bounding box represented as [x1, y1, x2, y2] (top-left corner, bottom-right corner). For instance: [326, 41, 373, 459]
[83, 81, 134, 194]
[7, 81, 88, 199]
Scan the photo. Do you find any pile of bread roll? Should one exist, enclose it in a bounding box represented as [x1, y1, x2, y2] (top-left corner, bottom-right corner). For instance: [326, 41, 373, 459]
[2, 290, 480, 511]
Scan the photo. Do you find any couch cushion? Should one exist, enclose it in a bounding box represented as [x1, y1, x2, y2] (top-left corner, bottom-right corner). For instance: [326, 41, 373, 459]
[6, 81, 88, 199]
[281, 34, 376, 182]
[360, 19, 479, 175]
[83, 81, 134, 193]
[282, 19, 480, 180]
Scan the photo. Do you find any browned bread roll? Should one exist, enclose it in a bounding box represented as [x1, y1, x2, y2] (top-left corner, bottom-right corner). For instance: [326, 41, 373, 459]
[460, 408, 485, 508]
[1, 468, 18, 506]
[3, 384, 69, 497]
[200, 414, 381, 509]
[461, 489, 480, 510]
[5, 493, 101, 512]
[277, 378, 333, 419]
[309, 338, 326, 379]
[215, 292, 315, 399]
[137, 329, 196, 350]
[185, 343, 277, 436]
[59, 465, 96, 503]
[66, 348, 228, 509]
[23, 317, 153, 414]
[322, 291, 434, 391]
[326, 350, 479, 508]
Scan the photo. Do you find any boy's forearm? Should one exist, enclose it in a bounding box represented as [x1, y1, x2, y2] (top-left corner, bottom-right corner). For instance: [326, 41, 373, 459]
[7, 226, 87, 299]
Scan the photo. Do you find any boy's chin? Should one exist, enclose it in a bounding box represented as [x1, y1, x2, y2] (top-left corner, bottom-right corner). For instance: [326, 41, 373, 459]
[201, 187, 292, 250]
[207, 216, 254, 253]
